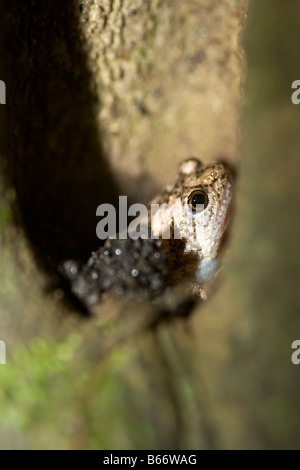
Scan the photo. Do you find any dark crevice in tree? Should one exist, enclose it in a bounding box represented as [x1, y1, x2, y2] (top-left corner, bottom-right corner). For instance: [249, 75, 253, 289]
[2, 0, 120, 271]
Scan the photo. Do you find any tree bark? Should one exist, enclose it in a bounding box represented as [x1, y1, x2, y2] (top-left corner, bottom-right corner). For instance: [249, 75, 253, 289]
[5, 0, 300, 451]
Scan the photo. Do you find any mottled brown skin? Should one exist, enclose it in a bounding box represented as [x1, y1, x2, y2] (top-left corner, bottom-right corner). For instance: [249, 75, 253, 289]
[150, 158, 234, 284]
[61, 158, 234, 311]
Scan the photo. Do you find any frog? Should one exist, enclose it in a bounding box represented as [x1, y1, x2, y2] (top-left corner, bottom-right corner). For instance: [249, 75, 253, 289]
[60, 158, 234, 312]
[149, 157, 234, 284]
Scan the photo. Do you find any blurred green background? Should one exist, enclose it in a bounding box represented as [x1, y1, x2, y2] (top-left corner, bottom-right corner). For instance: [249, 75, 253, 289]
[1, 0, 300, 449]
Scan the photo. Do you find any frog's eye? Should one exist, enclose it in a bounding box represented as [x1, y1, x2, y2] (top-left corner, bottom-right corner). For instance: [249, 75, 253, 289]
[187, 190, 209, 213]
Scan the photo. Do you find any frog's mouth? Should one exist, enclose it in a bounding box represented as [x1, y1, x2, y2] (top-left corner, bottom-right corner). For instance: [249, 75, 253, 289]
[213, 159, 235, 258]
[217, 197, 234, 257]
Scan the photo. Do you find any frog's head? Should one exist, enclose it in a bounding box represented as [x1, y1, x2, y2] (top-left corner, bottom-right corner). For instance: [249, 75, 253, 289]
[178, 158, 235, 280]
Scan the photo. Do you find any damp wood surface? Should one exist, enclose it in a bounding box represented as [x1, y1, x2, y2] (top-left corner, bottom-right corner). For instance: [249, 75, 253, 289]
[1, 0, 300, 450]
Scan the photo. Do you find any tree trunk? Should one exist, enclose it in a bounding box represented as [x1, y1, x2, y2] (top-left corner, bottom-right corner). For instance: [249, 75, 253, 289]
[1, 0, 299, 450]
